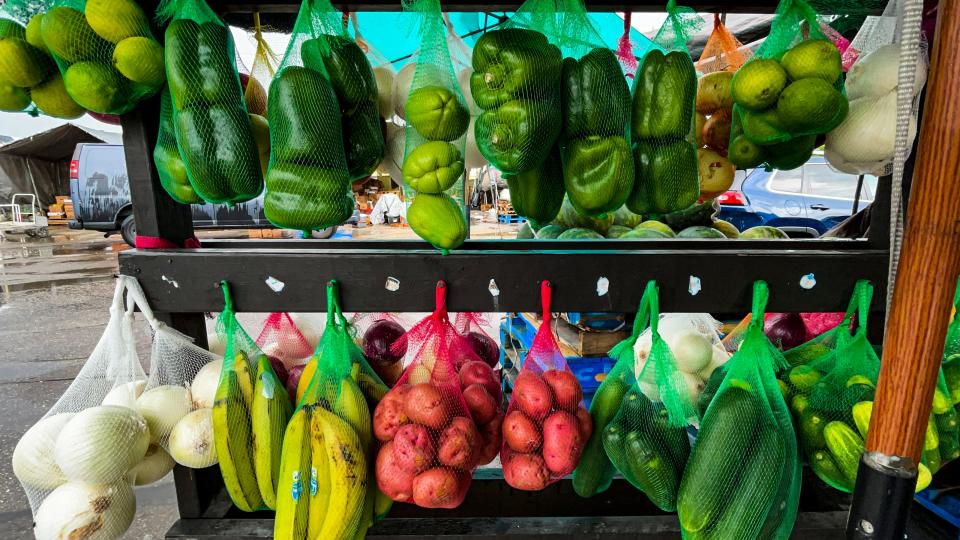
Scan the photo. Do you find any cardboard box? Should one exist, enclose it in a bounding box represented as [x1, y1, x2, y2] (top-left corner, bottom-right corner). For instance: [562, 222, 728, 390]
[55, 196, 72, 206]
[48, 204, 64, 214]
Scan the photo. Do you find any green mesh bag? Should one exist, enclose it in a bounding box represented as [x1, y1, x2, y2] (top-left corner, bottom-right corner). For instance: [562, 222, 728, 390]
[602, 281, 698, 511]
[38, 0, 163, 115]
[942, 277, 960, 408]
[678, 281, 800, 540]
[275, 281, 389, 539]
[213, 282, 292, 513]
[627, 0, 703, 216]
[154, 86, 201, 204]
[262, 0, 355, 232]
[158, 0, 264, 205]
[727, 0, 849, 171]
[0, 0, 87, 118]
[401, 0, 470, 253]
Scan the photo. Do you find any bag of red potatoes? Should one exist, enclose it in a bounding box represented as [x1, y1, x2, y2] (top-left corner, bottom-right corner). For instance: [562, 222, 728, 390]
[502, 281, 591, 491]
[373, 282, 503, 508]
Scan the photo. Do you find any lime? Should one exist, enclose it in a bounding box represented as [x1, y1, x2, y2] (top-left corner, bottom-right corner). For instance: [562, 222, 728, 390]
[31, 72, 85, 119]
[728, 135, 764, 169]
[781, 39, 842, 84]
[731, 59, 788, 111]
[776, 78, 844, 131]
[765, 135, 816, 171]
[742, 108, 789, 145]
[0, 78, 30, 111]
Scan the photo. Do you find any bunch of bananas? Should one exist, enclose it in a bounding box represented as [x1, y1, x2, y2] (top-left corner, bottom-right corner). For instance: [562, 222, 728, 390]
[213, 351, 293, 511]
[275, 361, 392, 540]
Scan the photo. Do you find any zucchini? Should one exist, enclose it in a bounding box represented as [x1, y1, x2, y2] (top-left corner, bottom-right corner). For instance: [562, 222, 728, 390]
[677, 387, 758, 535]
[852, 401, 872, 439]
[618, 430, 680, 511]
[757, 438, 799, 540]
[697, 365, 726, 416]
[824, 421, 864, 485]
[810, 449, 851, 491]
[573, 367, 631, 498]
[649, 405, 691, 473]
[798, 409, 828, 450]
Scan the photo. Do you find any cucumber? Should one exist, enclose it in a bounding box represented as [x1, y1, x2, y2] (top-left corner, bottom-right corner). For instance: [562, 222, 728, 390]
[573, 367, 631, 498]
[798, 409, 828, 450]
[617, 430, 680, 511]
[852, 400, 872, 439]
[944, 360, 960, 405]
[936, 408, 959, 435]
[787, 365, 821, 393]
[677, 387, 758, 535]
[810, 449, 851, 491]
[824, 421, 864, 485]
[923, 445, 942, 474]
[776, 379, 791, 401]
[784, 342, 830, 367]
[917, 463, 932, 492]
[791, 394, 809, 416]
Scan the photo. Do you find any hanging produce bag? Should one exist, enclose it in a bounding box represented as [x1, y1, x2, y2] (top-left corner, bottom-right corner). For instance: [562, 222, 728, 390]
[351, 312, 408, 386]
[158, 0, 264, 204]
[677, 281, 800, 540]
[13, 277, 148, 538]
[696, 13, 751, 73]
[213, 282, 292, 512]
[241, 14, 279, 179]
[501, 281, 590, 491]
[628, 0, 703, 216]
[255, 313, 315, 403]
[400, 0, 471, 253]
[943, 277, 960, 408]
[727, 0, 849, 171]
[155, 86, 201, 204]
[0, 0, 86, 118]
[604, 282, 699, 510]
[454, 312, 500, 368]
[274, 281, 390, 540]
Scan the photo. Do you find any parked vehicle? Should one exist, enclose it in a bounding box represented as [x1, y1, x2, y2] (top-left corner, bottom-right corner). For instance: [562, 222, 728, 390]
[717, 156, 879, 237]
[68, 144, 340, 245]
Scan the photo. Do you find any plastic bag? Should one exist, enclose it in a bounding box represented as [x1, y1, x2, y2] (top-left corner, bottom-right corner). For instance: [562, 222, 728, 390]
[454, 312, 500, 368]
[351, 312, 409, 385]
[0, 0, 86, 118]
[728, 0, 849, 172]
[274, 281, 390, 539]
[158, 0, 264, 205]
[400, 0, 470, 253]
[696, 13, 751, 73]
[605, 282, 699, 511]
[628, 0, 703, 216]
[12, 277, 147, 538]
[501, 281, 590, 490]
[213, 282, 292, 512]
[677, 281, 800, 540]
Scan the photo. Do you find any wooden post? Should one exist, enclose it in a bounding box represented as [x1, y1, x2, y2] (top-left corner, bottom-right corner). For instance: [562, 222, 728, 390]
[849, 2, 960, 538]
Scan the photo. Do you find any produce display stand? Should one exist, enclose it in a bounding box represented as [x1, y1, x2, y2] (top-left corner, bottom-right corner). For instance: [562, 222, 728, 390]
[112, 0, 957, 538]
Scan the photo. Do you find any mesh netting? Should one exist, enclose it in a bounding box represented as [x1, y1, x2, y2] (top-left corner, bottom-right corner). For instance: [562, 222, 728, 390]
[677, 281, 800, 540]
[158, 0, 264, 205]
[944, 278, 960, 409]
[501, 282, 589, 490]
[401, 0, 470, 253]
[628, 0, 703, 216]
[213, 282, 292, 512]
[241, 14, 280, 181]
[454, 312, 501, 368]
[604, 282, 699, 511]
[155, 86, 201, 204]
[351, 312, 408, 386]
[697, 14, 751, 74]
[263, 0, 360, 232]
[255, 312, 314, 376]
[727, 0, 849, 172]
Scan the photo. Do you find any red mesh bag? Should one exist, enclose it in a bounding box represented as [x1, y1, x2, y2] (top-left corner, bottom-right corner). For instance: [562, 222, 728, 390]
[255, 312, 314, 370]
[373, 282, 501, 508]
[500, 281, 590, 491]
[697, 14, 751, 73]
[352, 312, 409, 385]
[454, 312, 500, 369]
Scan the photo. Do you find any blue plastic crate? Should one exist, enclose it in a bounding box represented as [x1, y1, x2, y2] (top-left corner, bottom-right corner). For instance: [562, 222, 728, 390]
[915, 488, 960, 534]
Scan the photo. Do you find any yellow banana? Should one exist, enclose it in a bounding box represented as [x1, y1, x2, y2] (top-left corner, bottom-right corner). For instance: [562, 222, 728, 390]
[296, 356, 319, 404]
[357, 372, 389, 404]
[335, 377, 372, 453]
[273, 406, 312, 540]
[233, 351, 256, 410]
[307, 407, 332, 539]
[252, 355, 293, 509]
[212, 369, 262, 512]
[313, 406, 368, 540]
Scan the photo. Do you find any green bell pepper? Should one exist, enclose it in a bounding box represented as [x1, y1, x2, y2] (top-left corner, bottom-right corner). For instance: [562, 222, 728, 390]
[470, 28, 562, 110]
[301, 35, 377, 114]
[154, 87, 200, 204]
[503, 145, 563, 228]
[631, 49, 696, 142]
[628, 139, 699, 216]
[562, 135, 633, 217]
[342, 99, 385, 180]
[475, 96, 561, 174]
[166, 21, 239, 109]
[406, 85, 469, 142]
[402, 141, 464, 194]
[264, 162, 353, 231]
[561, 48, 631, 141]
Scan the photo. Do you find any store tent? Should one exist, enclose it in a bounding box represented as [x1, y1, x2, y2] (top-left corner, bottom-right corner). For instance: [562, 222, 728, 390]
[0, 123, 121, 207]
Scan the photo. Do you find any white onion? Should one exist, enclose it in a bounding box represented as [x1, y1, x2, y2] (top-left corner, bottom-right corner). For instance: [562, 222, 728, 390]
[34, 480, 135, 540]
[698, 346, 730, 380]
[168, 408, 218, 469]
[392, 62, 417, 119]
[129, 444, 175, 486]
[191, 359, 223, 409]
[101, 380, 146, 409]
[136, 385, 193, 444]
[207, 332, 226, 356]
[671, 332, 713, 374]
[13, 413, 74, 489]
[681, 372, 706, 403]
[55, 405, 150, 483]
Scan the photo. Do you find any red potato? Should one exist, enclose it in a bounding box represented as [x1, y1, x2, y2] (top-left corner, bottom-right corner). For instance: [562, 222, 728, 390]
[542, 410, 582, 476]
[437, 417, 480, 469]
[476, 413, 503, 466]
[376, 442, 416, 502]
[412, 467, 469, 508]
[373, 387, 410, 442]
[392, 424, 435, 474]
[542, 369, 581, 412]
[576, 406, 593, 443]
[513, 371, 553, 420]
[459, 360, 501, 400]
[404, 383, 448, 429]
[502, 451, 550, 491]
[462, 383, 498, 425]
[502, 410, 542, 453]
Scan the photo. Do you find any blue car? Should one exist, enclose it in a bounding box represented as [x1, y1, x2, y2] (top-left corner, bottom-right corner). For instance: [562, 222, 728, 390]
[717, 156, 879, 237]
